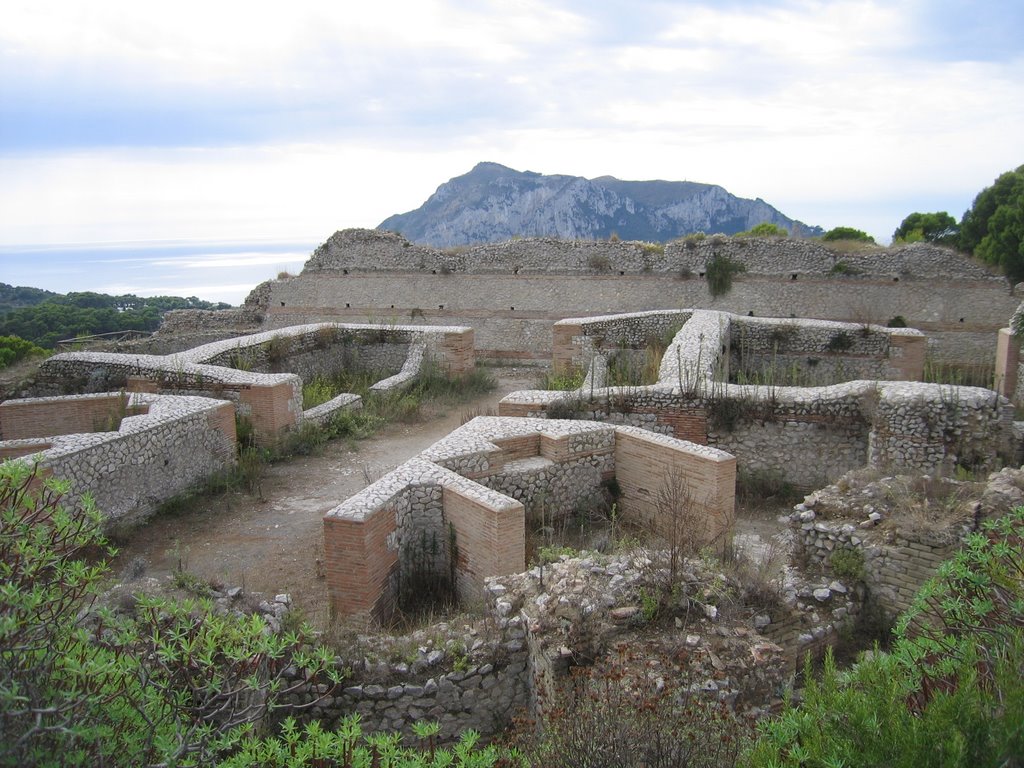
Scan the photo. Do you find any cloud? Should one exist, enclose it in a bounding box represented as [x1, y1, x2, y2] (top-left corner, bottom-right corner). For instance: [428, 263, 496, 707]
[0, 0, 1021, 257]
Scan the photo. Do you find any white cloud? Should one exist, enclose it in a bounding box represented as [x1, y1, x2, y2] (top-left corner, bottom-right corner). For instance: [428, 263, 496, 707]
[0, 0, 1022, 284]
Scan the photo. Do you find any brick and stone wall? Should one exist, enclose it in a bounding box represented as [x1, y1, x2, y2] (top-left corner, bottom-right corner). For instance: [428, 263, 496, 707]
[324, 416, 735, 622]
[29, 322, 475, 445]
[503, 310, 1013, 490]
[0, 392, 236, 530]
[249, 229, 1015, 365]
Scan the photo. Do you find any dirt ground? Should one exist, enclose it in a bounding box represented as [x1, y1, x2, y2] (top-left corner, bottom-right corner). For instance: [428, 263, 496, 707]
[110, 369, 540, 628]
[111, 367, 792, 630]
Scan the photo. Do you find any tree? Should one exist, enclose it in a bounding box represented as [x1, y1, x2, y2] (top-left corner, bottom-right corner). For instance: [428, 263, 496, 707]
[0, 462, 341, 767]
[960, 165, 1024, 282]
[893, 211, 959, 245]
[737, 222, 787, 237]
[822, 226, 875, 243]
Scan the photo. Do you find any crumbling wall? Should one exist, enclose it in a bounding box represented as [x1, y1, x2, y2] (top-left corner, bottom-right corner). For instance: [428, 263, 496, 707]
[257, 229, 1014, 364]
[503, 310, 1011, 490]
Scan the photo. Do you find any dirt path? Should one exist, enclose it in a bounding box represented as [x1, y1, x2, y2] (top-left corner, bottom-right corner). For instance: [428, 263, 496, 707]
[112, 369, 539, 627]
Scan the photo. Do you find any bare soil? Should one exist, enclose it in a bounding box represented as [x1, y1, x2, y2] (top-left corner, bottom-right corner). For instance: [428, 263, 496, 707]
[111, 369, 539, 629]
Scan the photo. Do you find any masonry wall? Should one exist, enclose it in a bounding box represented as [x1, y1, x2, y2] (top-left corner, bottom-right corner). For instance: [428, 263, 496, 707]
[795, 517, 960, 624]
[0, 393, 237, 530]
[0, 392, 146, 439]
[442, 483, 526, 605]
[324, 418, 738, 621]
[614, 427, 736, 549]
[256, 230, 1015, 365]
[30, 323, 474, 446]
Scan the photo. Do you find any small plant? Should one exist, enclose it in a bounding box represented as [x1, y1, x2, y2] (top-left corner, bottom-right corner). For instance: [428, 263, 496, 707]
[737, 222, 788, 237]
[887, 315, 908, 327]
[537, 367, 585, 391]
[313, 325, 339, 349]
[265, 334, 292, 367]
[826, 330, 854, 352]
[829, 260, 861, 276]
[830, 546, 866, 582]
[705, 252, 746, 298]
[587, 253, 612, 272]
[639, 241, 665, 256]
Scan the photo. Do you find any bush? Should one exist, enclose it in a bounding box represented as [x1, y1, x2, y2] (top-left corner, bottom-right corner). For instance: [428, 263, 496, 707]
[0, 461, 342, 767]
[830, 546, 866, 582]
[822, 226, 875, 243]
[744, 507, 1024, 767]
[0, 334, 46, 369]
[737, 222, 788, 237]
[706, 253, 746, 298]
[222, 717, 520, 767]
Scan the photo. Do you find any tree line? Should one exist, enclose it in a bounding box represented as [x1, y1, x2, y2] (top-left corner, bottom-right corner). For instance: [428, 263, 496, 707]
[0, 287, 231, 349]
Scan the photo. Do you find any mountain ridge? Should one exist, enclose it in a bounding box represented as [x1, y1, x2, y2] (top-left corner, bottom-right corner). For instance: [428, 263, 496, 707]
[379, 162, 822, 246]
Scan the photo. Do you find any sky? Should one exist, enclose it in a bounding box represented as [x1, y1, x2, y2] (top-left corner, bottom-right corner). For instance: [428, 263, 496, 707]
[1, 0, 1022, 303]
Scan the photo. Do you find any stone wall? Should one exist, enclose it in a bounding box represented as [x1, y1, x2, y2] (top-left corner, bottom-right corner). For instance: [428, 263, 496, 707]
[503, 310, 1012, 490]
[0, 392, 236, 530]
[251, 229, 1015, 365]
[323, 416, 735, 622]
[28, 322, 475, 445]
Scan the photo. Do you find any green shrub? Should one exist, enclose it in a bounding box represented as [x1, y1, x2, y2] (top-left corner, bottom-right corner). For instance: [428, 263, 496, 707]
[0, 334, 46, 369]
[0, 461, 341, 767]
[744, 508, 1024, 767]
[221, 716, 520, 767]
[830, 546, 866, 582]
[737, 222, 788, 237]
[822, 226, 875, 243]
[302, 375, 336, 409]
[829, 259, 861, 276]
[537, 367, 585, 391]
[706, 253, 746, 298]
[826, 330, 854, 352]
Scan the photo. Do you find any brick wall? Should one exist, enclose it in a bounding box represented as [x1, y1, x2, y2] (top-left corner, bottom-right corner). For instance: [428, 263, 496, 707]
[323, 507, 400, 621]
[443, 484, 526, 603]
[614, 428, 736, 550]
[0, 393, 147, 440]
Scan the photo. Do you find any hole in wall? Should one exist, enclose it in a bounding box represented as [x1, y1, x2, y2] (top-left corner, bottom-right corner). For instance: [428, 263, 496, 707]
[345, 303, 350, 308]
[619, 270, 625, 276]
[959, 318, 964, 323]
[280, 301, 285, 307]
[510, 307, 515, 311]
[343, 269, 348, 275]
[893, 277, 900, 282]
[432, 270, 437, 274]
[748, 310, 754, 316]
[390, 305, 394, 309]
[439, 304, 444, 310]
[699, 272, 706, 278]
[791, 273, 798, 280]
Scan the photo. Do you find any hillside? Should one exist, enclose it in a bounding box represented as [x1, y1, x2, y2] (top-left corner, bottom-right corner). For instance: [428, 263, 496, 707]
[379, 162, 822, 246]
[0, 289, 232, 348]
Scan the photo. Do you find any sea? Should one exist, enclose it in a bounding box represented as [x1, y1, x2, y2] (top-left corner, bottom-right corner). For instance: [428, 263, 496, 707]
[0, 239, 317, 306]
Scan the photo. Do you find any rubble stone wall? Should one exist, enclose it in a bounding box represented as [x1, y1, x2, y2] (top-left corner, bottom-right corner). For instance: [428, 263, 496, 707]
[503, 310, 1012, 490]
[255, 229, 1014, 364]
[0, 393, 236, 530]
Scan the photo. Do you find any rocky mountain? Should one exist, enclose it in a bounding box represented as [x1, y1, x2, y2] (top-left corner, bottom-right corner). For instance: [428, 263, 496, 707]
[379, 162, 822, 246]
